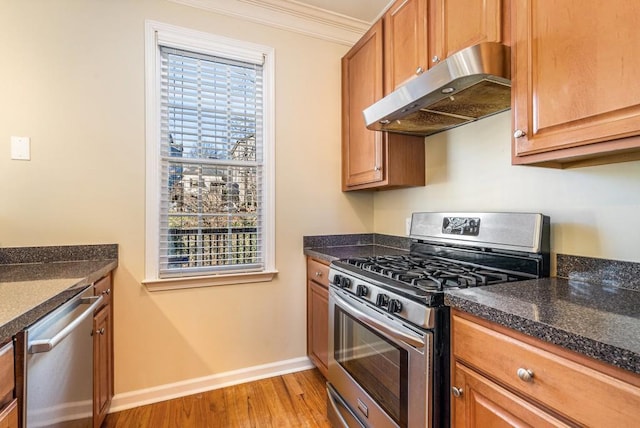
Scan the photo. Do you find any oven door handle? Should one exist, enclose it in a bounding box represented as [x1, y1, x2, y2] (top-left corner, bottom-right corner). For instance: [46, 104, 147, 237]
[333, 291, 425, 349]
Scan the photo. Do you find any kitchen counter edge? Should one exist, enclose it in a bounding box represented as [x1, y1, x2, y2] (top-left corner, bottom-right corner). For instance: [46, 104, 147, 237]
[445, 277, 640, 375]
[0, 246, 118, 345]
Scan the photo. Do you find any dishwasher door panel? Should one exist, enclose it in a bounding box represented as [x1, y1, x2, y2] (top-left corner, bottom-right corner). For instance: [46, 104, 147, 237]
[25, 287, 98, 428]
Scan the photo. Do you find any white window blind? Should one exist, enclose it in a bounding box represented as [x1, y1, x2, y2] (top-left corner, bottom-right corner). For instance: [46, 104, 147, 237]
[158, 46, 265, 278]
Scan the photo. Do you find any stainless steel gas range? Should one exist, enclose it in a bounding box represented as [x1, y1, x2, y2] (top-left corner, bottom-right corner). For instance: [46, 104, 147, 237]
[326, 212, 550, 428]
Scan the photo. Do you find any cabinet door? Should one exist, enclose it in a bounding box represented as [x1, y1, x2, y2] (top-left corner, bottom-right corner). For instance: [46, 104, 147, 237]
[384, 0, 429, 93]
[342, 20, 384, 189]
[93, 305, 112, 428]
[512, 0, 640, 166]
[0, 342, 13, 408]
[0, 399, 18, 428]
[94, 275, 112, 308]
[452, 363, 571, 428]
[431, 0, 502, 63]
[307, 280, 328, 378]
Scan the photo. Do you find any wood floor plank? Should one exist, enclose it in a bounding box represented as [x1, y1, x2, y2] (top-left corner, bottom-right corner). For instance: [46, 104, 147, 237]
[200, 387, 228, 426]
[295, 370, 331, 427]
[104, 369, 329, 428]
[282, 372, 305, 396]
[259, 376, 296, 427]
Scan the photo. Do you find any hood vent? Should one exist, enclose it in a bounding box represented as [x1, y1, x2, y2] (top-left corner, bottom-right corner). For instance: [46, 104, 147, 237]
[363, 42, 511, 136]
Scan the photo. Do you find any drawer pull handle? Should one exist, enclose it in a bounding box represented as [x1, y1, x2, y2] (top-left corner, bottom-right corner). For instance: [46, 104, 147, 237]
[452, 386, 463, 398]
[517, 368, 534, 382]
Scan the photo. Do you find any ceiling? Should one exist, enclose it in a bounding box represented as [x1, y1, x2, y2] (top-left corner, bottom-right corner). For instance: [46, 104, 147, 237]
[293, 0, 391, 23]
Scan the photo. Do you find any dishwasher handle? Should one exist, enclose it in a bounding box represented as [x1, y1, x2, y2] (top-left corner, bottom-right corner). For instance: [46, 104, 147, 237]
[29, 295, 104, 354]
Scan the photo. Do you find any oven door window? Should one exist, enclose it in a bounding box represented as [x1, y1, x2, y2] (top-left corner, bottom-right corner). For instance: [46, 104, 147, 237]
[334, 306, 408, 427]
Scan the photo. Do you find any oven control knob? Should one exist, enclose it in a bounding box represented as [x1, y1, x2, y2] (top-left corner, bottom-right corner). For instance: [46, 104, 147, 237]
[375, 294, 390, 307]
[332, 274, 343, 286]
[356, 284, 369, 297]
[339, 277, 352, 289]
[387, 299, 403, 314]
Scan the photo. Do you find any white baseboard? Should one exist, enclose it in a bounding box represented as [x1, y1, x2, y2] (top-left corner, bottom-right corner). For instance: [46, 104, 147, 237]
[109, 356, 315, 413]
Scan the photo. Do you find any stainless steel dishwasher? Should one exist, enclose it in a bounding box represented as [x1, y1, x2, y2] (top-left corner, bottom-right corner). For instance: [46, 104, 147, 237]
[24, 286, 103, 428]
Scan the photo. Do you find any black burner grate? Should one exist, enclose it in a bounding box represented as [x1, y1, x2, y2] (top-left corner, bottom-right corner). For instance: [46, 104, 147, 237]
[343, 255, 522, 292]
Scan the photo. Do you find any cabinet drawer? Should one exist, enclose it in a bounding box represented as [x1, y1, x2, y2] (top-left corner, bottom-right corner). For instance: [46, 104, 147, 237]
[0, 342, 13, 408]
[93, 274, 112, 308]
[0, 399, 18, 428]
[307, 258, 329, 288]
[452, 313, 640, 426]
[453, 362, 571, 428]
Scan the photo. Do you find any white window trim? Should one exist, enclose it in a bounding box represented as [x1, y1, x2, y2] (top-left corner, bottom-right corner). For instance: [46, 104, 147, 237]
[143, 20, 276, 290]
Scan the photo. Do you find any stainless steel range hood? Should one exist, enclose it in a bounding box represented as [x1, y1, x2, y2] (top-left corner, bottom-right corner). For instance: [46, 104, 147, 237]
[363, 42, 511, 136]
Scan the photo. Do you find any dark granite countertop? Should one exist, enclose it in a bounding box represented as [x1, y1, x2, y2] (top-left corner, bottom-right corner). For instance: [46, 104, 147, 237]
[445, 277, 640, 375]
[0, 244, 118, 345]
[303, 233, 410, 263]
[304, 244, 409, 263]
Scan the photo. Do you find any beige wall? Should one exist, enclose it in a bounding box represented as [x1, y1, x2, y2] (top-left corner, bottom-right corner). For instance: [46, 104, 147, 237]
[0, 0, 372, 394]
[373, 112, 640, 265]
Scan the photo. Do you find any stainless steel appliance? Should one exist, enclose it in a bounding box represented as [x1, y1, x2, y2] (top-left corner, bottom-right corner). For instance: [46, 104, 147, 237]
[362, 42, 510, 137]
[24, 286, 103, 428]
[327, 212, 550, 428]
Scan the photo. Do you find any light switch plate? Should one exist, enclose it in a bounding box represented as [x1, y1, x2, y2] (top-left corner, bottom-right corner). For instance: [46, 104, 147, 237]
[11, 136, 30, 160]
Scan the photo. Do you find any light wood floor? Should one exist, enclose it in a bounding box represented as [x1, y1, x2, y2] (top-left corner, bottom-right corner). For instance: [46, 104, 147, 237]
[103, 369, 330, 428]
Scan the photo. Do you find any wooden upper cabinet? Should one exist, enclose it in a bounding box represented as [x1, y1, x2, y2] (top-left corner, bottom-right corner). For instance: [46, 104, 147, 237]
[384, 0, 429, 93]
[430, 0, 503, 63]
[384, 0, 504, 94]
[342, 20, 384, 189]
[511, 0, 640, 167]
[342, 20, 426, 191]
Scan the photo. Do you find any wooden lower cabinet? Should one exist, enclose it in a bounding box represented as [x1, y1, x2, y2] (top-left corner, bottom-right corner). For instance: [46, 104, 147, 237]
[0, 400, 18, 428]
[0, 342, 17, 428]
[452, 363, 569, 428]
[93, 274, 114, 428]
[306, 258, 329, 378]
[451, 310, 640, 427]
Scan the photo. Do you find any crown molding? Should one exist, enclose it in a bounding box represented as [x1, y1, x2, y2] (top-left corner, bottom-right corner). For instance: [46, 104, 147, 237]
[169, 0, 370, 45]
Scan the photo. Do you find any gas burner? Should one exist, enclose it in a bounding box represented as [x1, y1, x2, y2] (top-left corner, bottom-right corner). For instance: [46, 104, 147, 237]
[342, 255, 522, 292]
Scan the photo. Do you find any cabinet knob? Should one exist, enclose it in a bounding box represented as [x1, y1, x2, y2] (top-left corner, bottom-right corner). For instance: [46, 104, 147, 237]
[452, 386, 463, 398]
[374, 166, 381, 171]
[432, 55, 440, 63]
[415, 66, 424, 75]
[513, 129, 527, 138]
[102, 289, 111, 295]
[96, 328, 105, 335]
[315, 271, 322, 277]
[517, 368, 534, 382]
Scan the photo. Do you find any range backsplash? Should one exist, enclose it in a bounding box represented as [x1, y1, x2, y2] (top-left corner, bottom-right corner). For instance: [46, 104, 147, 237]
[557, 254, 640, 292]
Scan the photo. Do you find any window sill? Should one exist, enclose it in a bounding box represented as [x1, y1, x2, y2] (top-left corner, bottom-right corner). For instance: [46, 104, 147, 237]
[142, 270, 278, 291]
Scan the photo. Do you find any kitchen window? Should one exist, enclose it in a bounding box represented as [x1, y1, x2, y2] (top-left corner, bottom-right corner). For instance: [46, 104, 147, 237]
[144, 21, 276, 290]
